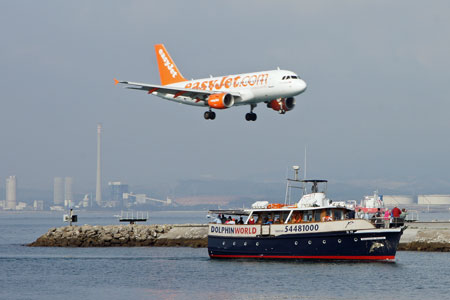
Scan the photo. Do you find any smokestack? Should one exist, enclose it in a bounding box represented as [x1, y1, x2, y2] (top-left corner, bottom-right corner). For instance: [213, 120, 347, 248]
[96, 123, 102, 206]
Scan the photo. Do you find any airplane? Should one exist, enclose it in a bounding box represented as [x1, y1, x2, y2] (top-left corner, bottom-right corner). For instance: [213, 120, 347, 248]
[114, 44, 307, 121]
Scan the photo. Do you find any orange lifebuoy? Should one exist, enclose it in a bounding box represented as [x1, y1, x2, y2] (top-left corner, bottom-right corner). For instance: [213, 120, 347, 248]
[267, 203, 284, 209]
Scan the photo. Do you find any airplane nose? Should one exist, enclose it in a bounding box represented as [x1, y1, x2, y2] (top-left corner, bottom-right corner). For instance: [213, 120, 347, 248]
[297, 79, 307, 93]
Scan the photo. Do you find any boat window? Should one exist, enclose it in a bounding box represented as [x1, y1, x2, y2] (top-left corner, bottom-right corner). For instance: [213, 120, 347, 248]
[314, 210, 322, 222]
[261, 213, 275, 224]
[334, 210, 343, 220]
[290, 211, 302, 223]
[255, 213, 264, 224]
[281, 212, 290, 223]
[303, 211, 313, 222]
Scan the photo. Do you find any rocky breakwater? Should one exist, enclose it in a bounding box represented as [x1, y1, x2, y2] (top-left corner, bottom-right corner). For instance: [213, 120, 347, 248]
[28, 224, 208, 248]
[399, 222, 450, 252]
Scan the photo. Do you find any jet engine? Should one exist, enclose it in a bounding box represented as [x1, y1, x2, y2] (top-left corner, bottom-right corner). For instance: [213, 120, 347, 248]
[208, 93, 234, 109]
[267, 97, 295, 113]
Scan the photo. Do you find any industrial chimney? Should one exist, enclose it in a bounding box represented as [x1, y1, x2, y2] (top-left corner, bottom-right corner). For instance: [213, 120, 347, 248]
[95, 123, 102, 207]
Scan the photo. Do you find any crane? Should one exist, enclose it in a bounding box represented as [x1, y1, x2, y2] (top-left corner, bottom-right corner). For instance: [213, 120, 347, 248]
[122, 192, 172, 205]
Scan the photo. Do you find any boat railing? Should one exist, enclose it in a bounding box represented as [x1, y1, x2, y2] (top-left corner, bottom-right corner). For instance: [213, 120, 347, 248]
[404, 210, 419, 222]
[367, 216, 405, 228]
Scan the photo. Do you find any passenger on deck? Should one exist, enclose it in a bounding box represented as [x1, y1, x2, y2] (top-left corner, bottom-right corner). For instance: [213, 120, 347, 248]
[323, 215, 332, 222]
[292, 212, 302, 223]
[290, 215, 297, 223]
[392, 206, 401, 218]
[347, 210, 355, 219]
[392, 206, 402, 227]
[248, 216, 255, 224]
[400, 208, 408, 219]
[228, 218, 236, 225]
[220, 214, 227, 223]
[265, 217, 273, 224]
[274, 217, 280, 224]
[237, 217, 244, 224]
[214, 214, 222, 224]
[356, 209, 364, 219]
[384, 210, 391, 228]
[225, 216, 232, 224]
[373, 208, 383, 228]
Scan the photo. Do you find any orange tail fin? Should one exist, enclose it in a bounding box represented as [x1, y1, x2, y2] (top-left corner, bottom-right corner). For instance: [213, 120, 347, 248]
[154, 44, 187, 85]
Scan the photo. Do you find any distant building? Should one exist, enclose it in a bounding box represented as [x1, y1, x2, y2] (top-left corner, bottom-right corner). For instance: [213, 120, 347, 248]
[382, 195, 415, 206]
[134, 194, 148, 205]
[81, 194, 90, 208]
[64, 177, 74, 207]
[53, 177, 64, 205]
[16, 202, 27, 210]
[418, 195, 450, 205]
[6, 176, 17, 210]
[33, 200, 44, 211]
[108, 182, 129, 208]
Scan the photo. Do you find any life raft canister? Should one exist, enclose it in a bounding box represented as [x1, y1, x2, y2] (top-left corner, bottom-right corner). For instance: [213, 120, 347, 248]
[267, 203, 284, 209]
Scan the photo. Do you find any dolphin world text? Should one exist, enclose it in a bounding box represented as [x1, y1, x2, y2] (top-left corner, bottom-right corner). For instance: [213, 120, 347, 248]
[210, 225, 258, 235]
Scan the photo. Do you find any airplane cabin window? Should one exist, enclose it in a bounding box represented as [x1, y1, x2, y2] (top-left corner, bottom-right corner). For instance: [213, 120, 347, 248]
[282, 76, 286, 80]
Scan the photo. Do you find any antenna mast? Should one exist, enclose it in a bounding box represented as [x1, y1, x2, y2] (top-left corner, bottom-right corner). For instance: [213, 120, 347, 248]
[304, 146, 307, 179]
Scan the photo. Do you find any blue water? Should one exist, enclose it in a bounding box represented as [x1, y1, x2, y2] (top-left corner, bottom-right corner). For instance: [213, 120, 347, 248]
[0, 212, 449, 300]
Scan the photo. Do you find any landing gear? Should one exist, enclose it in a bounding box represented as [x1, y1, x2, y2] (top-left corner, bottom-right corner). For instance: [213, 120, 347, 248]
[245, 113, 257, 121]
[204, 110, 216, 120]
[245, 104, 257, 121]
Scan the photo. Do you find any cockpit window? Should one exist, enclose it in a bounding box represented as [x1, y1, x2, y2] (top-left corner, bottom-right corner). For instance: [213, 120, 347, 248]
[283, 75, 301, 80]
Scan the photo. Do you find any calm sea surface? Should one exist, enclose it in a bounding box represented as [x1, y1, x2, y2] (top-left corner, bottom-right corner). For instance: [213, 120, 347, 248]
[0, 211, 449, 300]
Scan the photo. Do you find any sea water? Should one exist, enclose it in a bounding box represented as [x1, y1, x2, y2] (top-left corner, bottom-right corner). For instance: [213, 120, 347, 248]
[0, 211, 449, 300]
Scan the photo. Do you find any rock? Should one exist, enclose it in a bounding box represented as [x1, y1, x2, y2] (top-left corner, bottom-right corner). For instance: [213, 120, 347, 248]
[28, 223, 448, 251]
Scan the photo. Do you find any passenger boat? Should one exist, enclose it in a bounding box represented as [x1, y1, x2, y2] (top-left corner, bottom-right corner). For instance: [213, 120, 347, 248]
[355, 190, 388, 214]
[208, 177, 405, 261]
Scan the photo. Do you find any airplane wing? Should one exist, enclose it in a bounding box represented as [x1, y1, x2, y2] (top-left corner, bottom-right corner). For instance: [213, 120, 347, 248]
[114, 79, 241, 102]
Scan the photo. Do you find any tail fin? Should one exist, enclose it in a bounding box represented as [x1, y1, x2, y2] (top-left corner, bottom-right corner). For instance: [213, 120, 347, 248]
[154, 44, 187, 85]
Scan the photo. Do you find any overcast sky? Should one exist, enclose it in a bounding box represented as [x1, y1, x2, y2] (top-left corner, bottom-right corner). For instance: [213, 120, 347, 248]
[1, 1, 450, 196]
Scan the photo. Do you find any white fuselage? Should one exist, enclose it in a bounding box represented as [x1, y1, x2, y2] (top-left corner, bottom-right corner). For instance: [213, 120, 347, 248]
[151, 69, 307, 106]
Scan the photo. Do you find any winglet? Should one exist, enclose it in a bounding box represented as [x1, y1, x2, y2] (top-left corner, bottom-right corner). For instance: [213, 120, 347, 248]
[114, 78, 120, 85]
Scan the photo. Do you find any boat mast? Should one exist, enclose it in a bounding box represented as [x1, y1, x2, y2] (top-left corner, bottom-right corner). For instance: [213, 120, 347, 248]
[304, 146, 307, 179]
[285, 165, 301, 205]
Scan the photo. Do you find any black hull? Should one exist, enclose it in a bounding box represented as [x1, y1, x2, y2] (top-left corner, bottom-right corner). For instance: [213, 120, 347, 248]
[208, 229, 403, 260]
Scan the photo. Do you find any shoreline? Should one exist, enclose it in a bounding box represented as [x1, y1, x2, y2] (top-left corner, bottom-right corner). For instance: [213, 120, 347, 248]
[28, 222, 450, 252]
